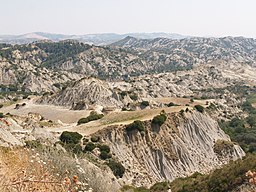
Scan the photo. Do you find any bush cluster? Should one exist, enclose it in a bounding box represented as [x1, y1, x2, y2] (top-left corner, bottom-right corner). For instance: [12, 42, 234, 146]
[84, 142, 96, 152]
[152, 113, 167, 126]
[213, 139, 234, 155]
[107, 160, 125, 178]
[25, 140, 43, 149]
[60, 131, 83, 144]
[77, 111, 104, 125]
[126, 120, 145, 132]
[170, 154, 256, 192]
[99, 144, 112, 160]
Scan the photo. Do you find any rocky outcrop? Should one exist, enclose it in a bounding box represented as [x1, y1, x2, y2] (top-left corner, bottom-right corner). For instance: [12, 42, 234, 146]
[0, 121, 23, 147]
[38, 77, 124, 108]
[0, 114, 59, 147]
[95, 111, 245, 187]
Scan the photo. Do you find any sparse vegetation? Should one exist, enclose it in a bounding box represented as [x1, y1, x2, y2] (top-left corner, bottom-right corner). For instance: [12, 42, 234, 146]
[219, 97, 256, 153]
[25, 140, 43, 149]
[121, 181, 171, 192]
[150, 181, 171, 192]
[170, 154, 256, 192]
[213, 139, 234, 155]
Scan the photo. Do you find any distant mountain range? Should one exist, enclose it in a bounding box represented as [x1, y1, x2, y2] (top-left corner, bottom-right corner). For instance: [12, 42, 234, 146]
[0, 32, 190, 45]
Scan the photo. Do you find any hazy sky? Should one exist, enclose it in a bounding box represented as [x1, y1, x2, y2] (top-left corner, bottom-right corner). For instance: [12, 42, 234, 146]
[1, 0, 256, 37]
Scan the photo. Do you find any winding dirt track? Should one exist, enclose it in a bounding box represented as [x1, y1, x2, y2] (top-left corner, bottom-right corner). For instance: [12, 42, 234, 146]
[1, 97, 209, 135]
[1, 97, 91, 124]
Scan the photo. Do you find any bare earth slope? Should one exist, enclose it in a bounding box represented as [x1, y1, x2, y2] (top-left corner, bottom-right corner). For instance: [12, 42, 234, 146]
[93, 111, 245, 187]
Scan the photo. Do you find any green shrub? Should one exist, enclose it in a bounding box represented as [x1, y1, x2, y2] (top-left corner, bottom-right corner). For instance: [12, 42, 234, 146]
[107, 160, 125, 178]
[130, 94, 138, 101]
[170, 154, 256, 192]
[167, 102, 178, 107]
[91, 136, 100, 142]
[60, 131, 82, 144]
[150, 181, 170, 192]
[121, 185, 149, 192]
[247, 115, 256, 128]
[22, 95, 28, 99]
[213, 140, 234, 155]
[194, 105, 204, 113]
[100, 151, 112, 160]
[77, 111, 104, 125]
[141, 101, 149, 107]
[152, 113, 167, 126]
[0, 104, 3, 108]
[120, 91, 127, 98]
[0, 112, 4, 118]
[13, 97, 18, 102]
[84, 142, 96, 152]
[25, 140, 42, 149]
[99, 144, 111, 153]
[126, 120, 145, 132]
[65, 143, 82, 154]
[179, 109, 185, 114]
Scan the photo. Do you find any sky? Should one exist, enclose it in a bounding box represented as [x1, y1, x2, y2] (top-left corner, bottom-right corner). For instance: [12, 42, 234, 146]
[1, 0, 256, 37]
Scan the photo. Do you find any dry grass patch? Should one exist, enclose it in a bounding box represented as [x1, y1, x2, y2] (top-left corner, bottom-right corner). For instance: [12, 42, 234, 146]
[0, 147, 92, 192]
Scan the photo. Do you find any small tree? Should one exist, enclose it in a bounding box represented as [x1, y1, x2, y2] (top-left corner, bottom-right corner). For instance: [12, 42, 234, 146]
[194, 105, 204, 113]
[99, 145, 111, 153]
[100, 151, 112, 160]
[107, 160, 125, 178]
[167, 102, 177, 107]
[126, 120, 145, 132]
[84, 142, 96, 152]
[247, 115, 256, 128]
[141, 101, 149, 107]
[91, 135, 100, 142]
[60, 131, 82, 144]
[152, 113, 167, 126]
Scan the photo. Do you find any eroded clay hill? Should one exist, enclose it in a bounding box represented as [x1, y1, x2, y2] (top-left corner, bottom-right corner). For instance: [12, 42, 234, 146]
[94, 111, 245, 187]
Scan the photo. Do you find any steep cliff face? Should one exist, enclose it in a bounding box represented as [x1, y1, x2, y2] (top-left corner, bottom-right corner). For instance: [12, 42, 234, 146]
[96, 111, 245, 187]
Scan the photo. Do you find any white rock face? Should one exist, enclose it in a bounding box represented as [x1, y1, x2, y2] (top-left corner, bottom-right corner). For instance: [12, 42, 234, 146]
[96, 111, 245, 187]
[0, 118, 23, 147]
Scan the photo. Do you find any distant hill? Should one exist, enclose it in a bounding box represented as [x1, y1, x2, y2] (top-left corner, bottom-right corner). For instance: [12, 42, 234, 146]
[0, 32, 190, 45]
[0, 36, 256, 93]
